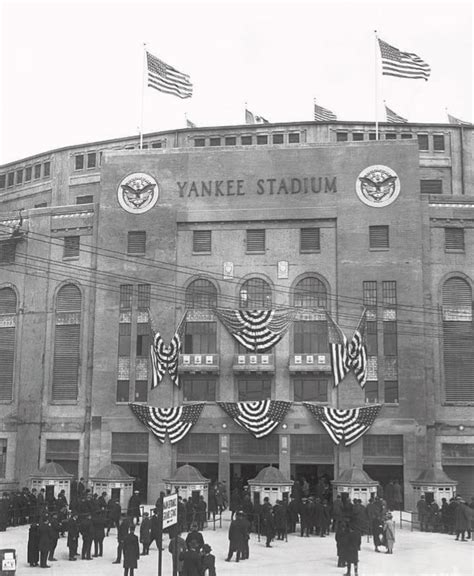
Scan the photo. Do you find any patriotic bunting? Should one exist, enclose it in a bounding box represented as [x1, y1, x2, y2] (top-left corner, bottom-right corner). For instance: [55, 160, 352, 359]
[214, 308, 294, 352]
[217, 400, 291, 438]
[150, 314, 186, 388]
[304, 403, 382, 446]
[129, 403, 204, 444]
[326, 311, 368, 388]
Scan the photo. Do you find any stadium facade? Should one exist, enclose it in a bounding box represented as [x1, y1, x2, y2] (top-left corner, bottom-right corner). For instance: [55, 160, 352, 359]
[0, 120, 473, 508]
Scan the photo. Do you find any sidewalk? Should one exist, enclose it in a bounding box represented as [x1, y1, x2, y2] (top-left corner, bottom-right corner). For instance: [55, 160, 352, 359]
[0, 511, 472, 576]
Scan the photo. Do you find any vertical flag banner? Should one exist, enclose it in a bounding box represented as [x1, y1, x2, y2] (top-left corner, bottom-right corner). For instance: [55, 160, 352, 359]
[150, 313, 187, 388]
[314, 100, 337, 121]
[304, 403, 382, 446]
[385, 104, 407, 123]
[217, 400, 291, 438]
[129, 403, 204, 444]
[146, 51, 193, 98]
[378, 38, 431, 81]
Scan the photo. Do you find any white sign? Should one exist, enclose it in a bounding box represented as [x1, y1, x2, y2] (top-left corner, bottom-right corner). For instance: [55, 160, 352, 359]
[162, 493, 178, 529]
[2, 558, 16, 570]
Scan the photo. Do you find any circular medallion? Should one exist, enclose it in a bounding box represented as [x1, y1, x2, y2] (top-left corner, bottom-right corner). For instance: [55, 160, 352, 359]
[355, 165, 400, 207]
[117, 172, 159, 214]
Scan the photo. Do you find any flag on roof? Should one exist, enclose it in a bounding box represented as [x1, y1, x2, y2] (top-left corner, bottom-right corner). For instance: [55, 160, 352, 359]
[378, 38, 430, 81]
[304, 403, 382, 446]
[447, 113, 471, 126]
[217, 400, 291, 438]
[129, 403, 204, 444]
[245, 108, 269, 124]
[314, 101, 337, 121]
[186, 117, 196, 128]
[385, 104, 407, 123]
[146, 51, 193, 99]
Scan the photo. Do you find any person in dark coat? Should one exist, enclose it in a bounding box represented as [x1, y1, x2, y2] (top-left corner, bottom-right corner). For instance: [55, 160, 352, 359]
[454, 498, 471, 541]
[114, 516, 131, 563]
[229, 488, 241, 521]
[27, 522, 40, 567]
[123, 525, 140, 576]
[168, 532, 187, 575]
[299, 498, 312, 537]
[127, 491, 141, 526]
[92, 509, 106, 557]
[273, 500, 286, 540]
[335, 521, 347, 568]
[201, 543, 216, 576]
[149, 507, 162, 551]
[416, 495, 429, 532]
[225, 511, 247, 562]
[139, 511, 151, 555]
[179, 541, 203, 576]
[261, 498, 275, 547]
[107, 498, 121, 535]
[331, 494, 344, 531]
[80, 513, 94, 560]
[196, 495, 207, 531]
[38, 517, 51, 568]
[287, 496, 299, 533]
[48, 514, 60, 561]
[0, 492, 11, 531]
[185, 522, 205, 552]
[67, 513, 80, 561]
[340, 523, 362, 576]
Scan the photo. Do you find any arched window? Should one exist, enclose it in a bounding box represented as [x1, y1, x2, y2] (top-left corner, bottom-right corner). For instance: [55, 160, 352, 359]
[442, 277, 474, 402]
[293, 277, 328, 354]
[185, 279, 217, 309]
[239, 278, 272, 309]
[294, 277, 327, 308]
[0, 287, 17, 401]
[52, 284, 82, 401]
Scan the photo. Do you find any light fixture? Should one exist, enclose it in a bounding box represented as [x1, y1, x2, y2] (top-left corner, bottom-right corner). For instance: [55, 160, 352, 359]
[282, 423, 288, 429]
[458, 425, 465, 431]
[222, 423, 227, 429]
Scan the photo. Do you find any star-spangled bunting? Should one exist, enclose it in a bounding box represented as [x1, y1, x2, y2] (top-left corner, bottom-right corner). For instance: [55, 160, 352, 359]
[326, 310, 368, 388]
[304, 403, 382, 446]
[217, 401, 291, 438]
[150, 331, 182, 388]
[129, 403, 204, 444]
[214, 309, 294, 352]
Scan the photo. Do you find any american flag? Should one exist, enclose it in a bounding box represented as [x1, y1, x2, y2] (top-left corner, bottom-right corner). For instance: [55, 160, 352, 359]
[129, 403, 204, 444]
[447, 113, 471, 126]
[218, 400, 291, 438]
[245, 108, 269, 124]
[385, 104, 407, 123]
[214, 308, 293, 352]
[146, 51, 193, 99]
[314, 101, 337, 121]
[326, 311, 368, 388]
[304, 403, 382, 446]
[150, 331, 182, 388]
[378, 38, 431, 81]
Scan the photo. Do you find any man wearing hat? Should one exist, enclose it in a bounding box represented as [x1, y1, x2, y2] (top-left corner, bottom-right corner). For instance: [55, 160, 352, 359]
[383, 512, 395, 554]
[127, 491, 141, 526]
[202, 544, 216, 576]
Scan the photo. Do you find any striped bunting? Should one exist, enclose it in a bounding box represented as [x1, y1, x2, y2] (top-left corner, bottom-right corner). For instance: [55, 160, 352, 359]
[217, 400, 291, 438]
[304, 403, 382, 446]
[214, 309, 293, 352]
[129, 403, 204, 444]
[326, 311, 368, 388]
[150, 331, 182, 388]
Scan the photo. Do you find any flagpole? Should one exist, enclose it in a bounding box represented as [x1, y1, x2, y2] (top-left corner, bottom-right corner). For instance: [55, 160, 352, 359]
[374, 30, 379, 140]
[140, 43, 147, 150]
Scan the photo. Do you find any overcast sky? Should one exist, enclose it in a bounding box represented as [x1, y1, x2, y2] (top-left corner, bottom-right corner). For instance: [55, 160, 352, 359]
[0, 0, 472, 164]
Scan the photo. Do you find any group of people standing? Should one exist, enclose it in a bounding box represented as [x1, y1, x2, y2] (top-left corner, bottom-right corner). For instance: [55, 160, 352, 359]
[416, 494, 473, 541]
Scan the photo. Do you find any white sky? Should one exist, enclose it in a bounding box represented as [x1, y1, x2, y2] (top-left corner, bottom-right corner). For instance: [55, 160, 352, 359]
[0, 0, 472, 164]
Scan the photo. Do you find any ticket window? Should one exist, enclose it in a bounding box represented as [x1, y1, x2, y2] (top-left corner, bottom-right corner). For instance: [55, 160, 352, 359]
[424, 492, 434, 505]
[191, 490, 200, 505]
[253, 491, 261, 507]
[111, 488, 121, 502]
[45, 485, 55, 502]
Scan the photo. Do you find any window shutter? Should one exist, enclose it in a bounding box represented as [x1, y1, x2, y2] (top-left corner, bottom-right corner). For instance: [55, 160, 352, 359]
[128, 231, 146, 254]
[420, 180, 443, 194]
[64, 236, 80, 258]
[369, 226, 389, 249]
[433, 134, 445, 151]
[246, 229, 265, 252]
[52, 324, 80, 400]
[300, 228, 320, 252]
[111, 432, 149, 460]
[0, 327, 15, 401]
[193, 230, 211, 253]
[445, 228, 465, 251]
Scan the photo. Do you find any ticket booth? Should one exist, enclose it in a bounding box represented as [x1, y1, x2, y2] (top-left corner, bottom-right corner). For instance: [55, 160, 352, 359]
[410, 468, 458, 507]
[248, 465, 293, 507]
[90, 463, 135, 512]
[164, 464, 210, 506]
[332, 467, 379, 505]
[30, 461, 73, 504]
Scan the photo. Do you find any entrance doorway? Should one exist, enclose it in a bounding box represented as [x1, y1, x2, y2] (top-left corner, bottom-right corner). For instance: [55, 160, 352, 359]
[113, 461, 148, 501]
[291, 464, 334, 498]
[363, 465, 404, 507]
[230, 463, 276, 492]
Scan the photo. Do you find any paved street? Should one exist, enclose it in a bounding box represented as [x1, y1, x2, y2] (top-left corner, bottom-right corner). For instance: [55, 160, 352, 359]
[0, 510, 472, 576]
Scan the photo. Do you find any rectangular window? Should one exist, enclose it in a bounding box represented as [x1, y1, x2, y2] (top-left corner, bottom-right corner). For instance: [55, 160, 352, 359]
[134, 380, 148, 403]
[43, 161, 51, 177]
[445, 228, 465, 251]
[136, 322, 151, 357]
[363, 434, 403, 456]
[0, 241, 16, 263]
[368, 133, 376, 140]
[25, 167, 32, 181]
[383, 321, 397, 355]
[137, 284, 151, 309]
[363, 281, 377, 307]
[194, 138, 205, 147]
[87, 152, 96, 168]
[293, 376, 328, 402]
[16, 170, 23, 184]
[225, 137, 236, 146]
[193, 230, 211, 253]
[0, 439, 6, 478]
[241, 136, 252, 146]
[120, 285, 133, 310]
[76, 195, 93, 204]
[0, 174, 5, 188]
[257, 135, 268, 145]
[300, 228, 320, 253]
[246, 229, 265, 253]
[209, 137, 221, 147]
[116, 380, 130, 403]
[111, 432, 148, 458]
[369, 225, 389, 249]
[184, 322, 217, 354]
[420, 180, 443, 194]
[118, 323, 131, 356]
[384, 380, 399, 403]
[151, 142, 162, 149]
[336, 132, 348, 142]
[352, 133, 364, 141]
[433, 134, 445, 151]
[417, 134, 429, 151]
[7, 172, 14, 187]
[365, 380, 379, 403]
[288, 133, 300, 143]
[273, 134, 284, 144]
[182, 377, 217, 402]
[382, 281, 397, 306]
[127, 231, 146, 255]
[63, 235, 80, 258]
[366, 320, 378, 355]
[35, 202, 47, 208]
[177, 433, 219, 456]
[75, 155, 84, 170]
[293, 321, 328, 353]
[401, 133, 413, 139]
[238, 377, 271, 401]
[34, 164, 41, 179]
[385, 133, 397, 140]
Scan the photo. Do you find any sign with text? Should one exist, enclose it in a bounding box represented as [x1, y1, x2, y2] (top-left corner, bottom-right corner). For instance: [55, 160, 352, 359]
[162, 493, 178, 529]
